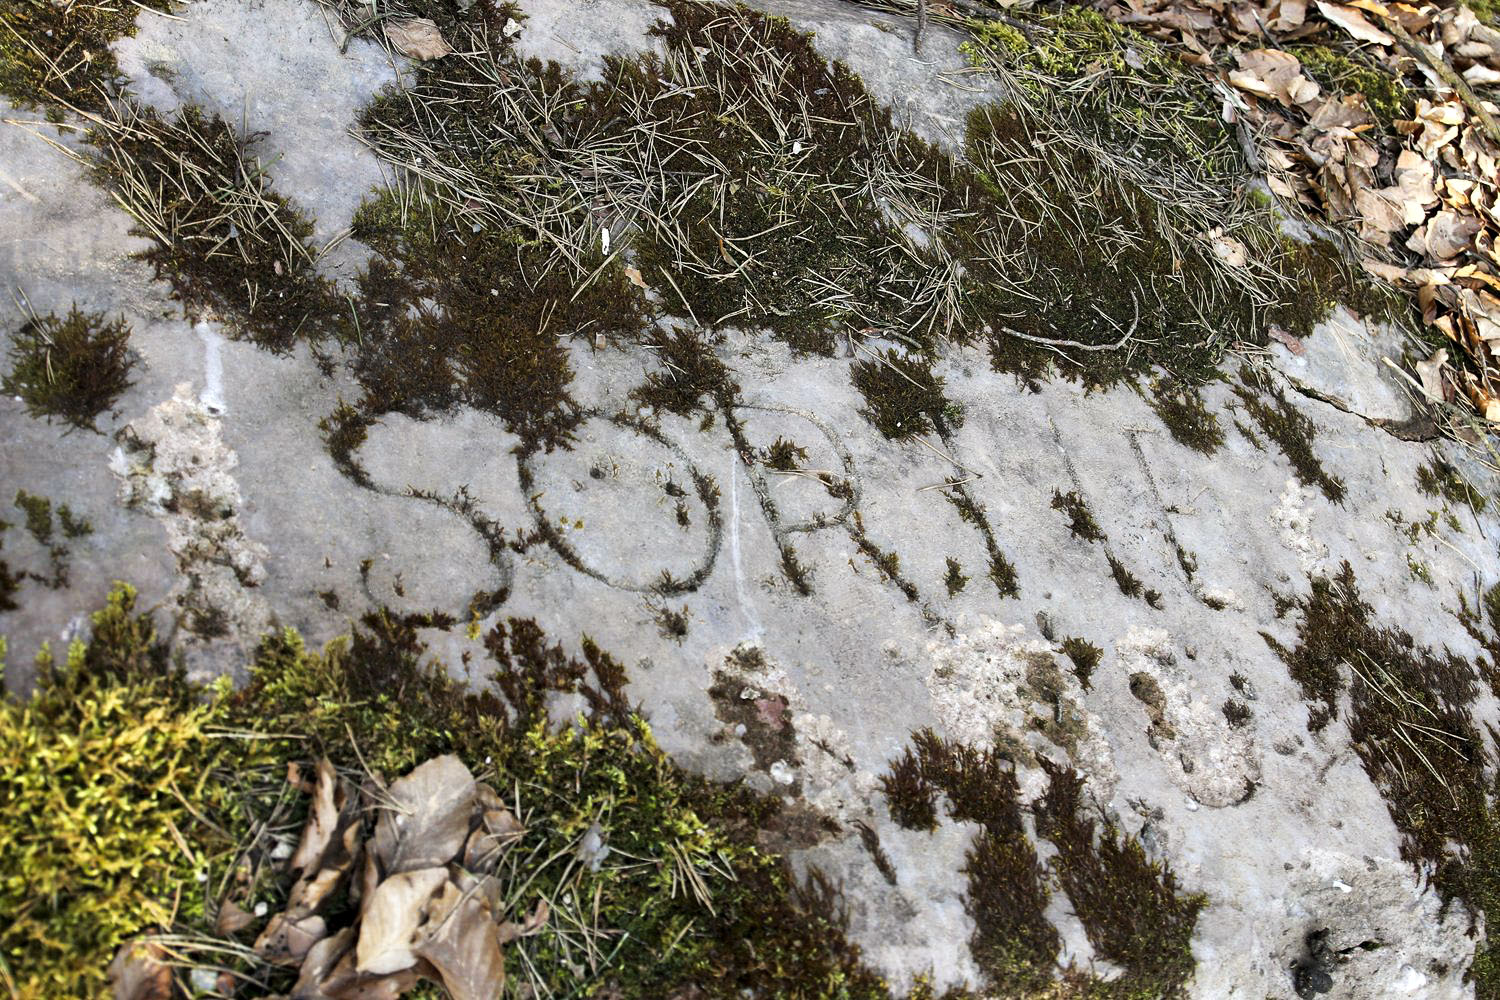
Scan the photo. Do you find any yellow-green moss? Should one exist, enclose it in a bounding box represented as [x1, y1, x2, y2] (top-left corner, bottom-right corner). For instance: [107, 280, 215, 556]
[0, 585, 234, 998]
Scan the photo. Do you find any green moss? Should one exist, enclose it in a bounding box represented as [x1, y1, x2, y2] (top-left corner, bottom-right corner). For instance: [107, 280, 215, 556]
[229, 612, 897, 997]
[1417, 454, 1488, 515]
[1053, 489, 1105, 543]
[1222, 699, 1252, 728]
[12, 490, 86, 589]
[0, 522, 19, 613]
[1034, 761, 1203, 998]
[945, 482, 1021, 599]
[849, 511, 921, 603]
[0, 0, 171, 115]
[1149, 378, 1225, 454]
[0, 585, 230, 998]
[87, 105, 343, 352]
[1233, 367, 1346, 504]
[851, 349, 954, 440]
[633, 326, 737, 418]
[1293, 45, 1412, 126]
[1061, 636, 1103, 691]
[762, 436, 809, 472]
[890, 731, 1060, 992]
[1266, 563, 1500, 994]
[318, 399, 374, 488]
[944, 556, 969, 596]
[4, 304, 134, 430]
[1108, 552, 1145, 600]
[347, 188, 646, 448]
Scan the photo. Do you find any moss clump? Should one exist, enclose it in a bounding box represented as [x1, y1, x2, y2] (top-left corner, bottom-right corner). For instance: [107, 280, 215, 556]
[890, 731, 1061, 992]
[347, 189, 647, 449]
[4, 304, 134, 430]
[883, 732, 1203, 996]
[1061, 636, 1103, 691]
[0, 525, 19, 612]
[1233, 367, 1346, 504]
[944, 556, 969, 596]
[849, 511, 921, 603]
[945, 482, 1022, 599]
[0, 585, 231, 998]
[12, 489, 89, 589]
[87, 104, 343, 352]
[0, 0, 171, 115]
[762, 436, 809, 472]
[1222, 699, 1252, 728]
[318, 399, 375, 487]
[851, 349, 956, 440]
[1417, 454, 1488, 515]
[1293, 45, 1412, 126]
[1266, 563, 1500, 993]
[1053, 489, 1105, 543]
[1149, 378, 1225, 454]
[970, 7, 1234, 175]
[633, 326, 738, 419]
[1035, 760, 1203, 997]
[1108, 552, 1145, 599]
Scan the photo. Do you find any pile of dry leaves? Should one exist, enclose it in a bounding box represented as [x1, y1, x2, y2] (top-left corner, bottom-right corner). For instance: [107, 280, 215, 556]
[109, 755, 546, 1000]
[1089, 0, 1500, 419]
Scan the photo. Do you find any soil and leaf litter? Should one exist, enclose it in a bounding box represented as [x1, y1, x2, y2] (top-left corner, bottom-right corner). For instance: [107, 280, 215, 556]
[5, 0, 1500, 995]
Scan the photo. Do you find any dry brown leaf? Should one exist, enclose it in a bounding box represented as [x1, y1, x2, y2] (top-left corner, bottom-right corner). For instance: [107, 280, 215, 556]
[1360, 256, 1412, 282]
[289, 926, 357, 1000]
[255, 913, 330, 965]
[1408, 209, 1483, 259]
[413, 883, 508, 1000]
[374, 755, 477, 875]
[1271, 0, 1309, 31]
[1316, 1, 1395, 44]
[383, 18, 454, 60]
[1230, 49, 1321, 106]
[109, 939, 173, 1000]
[1206, 227, 1249, 266]
[624, 266, 648, 289]
[499, 898, 551, 944]
[1355, 186, 1407, 241]
[355, 867, 448, 976]
[215, 897, 256, 935]
[1415, 347, 1449, 400]
[1269, 325, 1307, 355]
[290, 758, 341, 876]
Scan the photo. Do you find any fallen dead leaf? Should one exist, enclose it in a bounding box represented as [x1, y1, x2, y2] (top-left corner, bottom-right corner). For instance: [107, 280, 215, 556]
[1230, 49, 1321, 106]
[1315, 0, 1395, 44]
[215, 897, 256, 935]
[1207, 227, 1250, 266]
[499, 898, 551, 943]
[1269, 325, 1306, 355]
[355, 867, 448, 976]
[255, 912, 329, 965]
[412, 882, 508, 1000]
[373, 754, 477, 875]
[1408, 210, 1483, 260]
[383, 18, 454, 60]
[290, 758, 341, 876]
[1415, 347, 1449, 400]
[624, 265, 648, 289]
[109, 939, 173, 1000]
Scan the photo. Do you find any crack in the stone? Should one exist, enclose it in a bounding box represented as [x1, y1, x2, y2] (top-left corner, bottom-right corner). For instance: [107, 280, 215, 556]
[1278, 374, 1440, 443]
